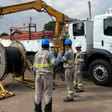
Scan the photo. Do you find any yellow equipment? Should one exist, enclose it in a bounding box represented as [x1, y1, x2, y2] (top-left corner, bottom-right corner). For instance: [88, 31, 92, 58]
[15, 59, 35, 89]
[0, 0, 76, 36]
[0, 74, 15, 100]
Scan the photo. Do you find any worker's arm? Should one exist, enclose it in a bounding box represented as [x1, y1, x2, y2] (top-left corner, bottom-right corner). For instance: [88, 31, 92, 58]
[61, 52, 70, 62]
[48, 53, 62, 66]
[79, 54, 84, 71]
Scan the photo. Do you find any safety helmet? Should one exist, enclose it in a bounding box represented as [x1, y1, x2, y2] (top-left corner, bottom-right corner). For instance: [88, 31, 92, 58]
[49, 43, 54, 47]
[41, 38, 49, 45]
[64, 38, 72, 45]
[75, 42, 82, 47]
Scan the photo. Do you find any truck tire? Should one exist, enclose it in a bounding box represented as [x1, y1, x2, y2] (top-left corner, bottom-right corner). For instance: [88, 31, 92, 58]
[27, 55, 34, 71]
[88, 59, 112, 86]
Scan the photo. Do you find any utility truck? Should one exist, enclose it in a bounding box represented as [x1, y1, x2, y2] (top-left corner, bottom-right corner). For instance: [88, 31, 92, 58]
[0, 0, 76, 65]
[68, 8, 112, 86]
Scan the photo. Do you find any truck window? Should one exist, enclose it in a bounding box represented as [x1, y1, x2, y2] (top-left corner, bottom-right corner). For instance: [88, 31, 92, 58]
[104, 18, 112, 36]
[73, 23, 84, 36]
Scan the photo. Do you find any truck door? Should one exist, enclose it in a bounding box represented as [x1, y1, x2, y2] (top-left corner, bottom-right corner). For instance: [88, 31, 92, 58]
[101, 17, 112, 53]
[69, 22, 86, 53]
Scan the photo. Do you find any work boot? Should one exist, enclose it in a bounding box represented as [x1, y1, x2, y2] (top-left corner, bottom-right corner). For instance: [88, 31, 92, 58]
[75, 89, 84, 93]
[74, 86, 78, 90]
[63, 97, 73, 102]
[53, 83, 57, 87]
[34, 102, 42, 112]
[45, 99, 52, 112]
[52, 87, 55, 90]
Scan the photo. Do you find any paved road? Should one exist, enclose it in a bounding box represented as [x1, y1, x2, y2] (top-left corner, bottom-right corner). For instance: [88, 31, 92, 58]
[1, 70, 112, 112]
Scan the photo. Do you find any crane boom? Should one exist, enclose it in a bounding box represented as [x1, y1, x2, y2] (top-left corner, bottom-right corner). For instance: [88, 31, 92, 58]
[0, 0, 76, 36]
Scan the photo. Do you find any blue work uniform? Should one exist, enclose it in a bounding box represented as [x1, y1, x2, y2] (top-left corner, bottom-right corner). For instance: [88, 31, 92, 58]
[61, 48, 75, 99]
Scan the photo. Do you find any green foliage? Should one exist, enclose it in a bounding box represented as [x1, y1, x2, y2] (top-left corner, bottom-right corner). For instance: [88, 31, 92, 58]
[0, 32, 9, 38]
[43, 21, 56, 33]
[43, 21, 65, 34]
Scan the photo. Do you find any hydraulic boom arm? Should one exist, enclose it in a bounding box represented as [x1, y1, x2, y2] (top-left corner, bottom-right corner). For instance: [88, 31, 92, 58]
[0, 0, 76, 36]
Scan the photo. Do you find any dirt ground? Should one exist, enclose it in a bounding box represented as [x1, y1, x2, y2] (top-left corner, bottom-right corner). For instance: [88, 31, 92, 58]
[1, 70, 112, 112]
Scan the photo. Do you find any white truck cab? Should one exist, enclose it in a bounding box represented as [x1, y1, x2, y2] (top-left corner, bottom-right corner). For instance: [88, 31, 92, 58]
[68, 8, 112, 86]
[94, 12, 112, 52]
[69, 20, 93, 53]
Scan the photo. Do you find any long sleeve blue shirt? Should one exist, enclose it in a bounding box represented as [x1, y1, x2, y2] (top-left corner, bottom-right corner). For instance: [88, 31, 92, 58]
[61, 48, 71, 62]
[79, 53, 84, 71]
[48, 53, 62, 66]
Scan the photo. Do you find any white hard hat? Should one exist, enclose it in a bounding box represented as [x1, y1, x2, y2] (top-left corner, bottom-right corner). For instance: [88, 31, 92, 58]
[49, 43, 54, 47]
[75, 42, 81, 47]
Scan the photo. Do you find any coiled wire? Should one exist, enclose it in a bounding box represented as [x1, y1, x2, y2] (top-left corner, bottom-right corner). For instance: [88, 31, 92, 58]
[5, 46, 22, 73]
[0, 46, 23, 100]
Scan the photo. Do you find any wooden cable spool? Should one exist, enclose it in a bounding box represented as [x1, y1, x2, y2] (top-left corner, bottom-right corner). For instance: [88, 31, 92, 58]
[0, 40, 26, 81]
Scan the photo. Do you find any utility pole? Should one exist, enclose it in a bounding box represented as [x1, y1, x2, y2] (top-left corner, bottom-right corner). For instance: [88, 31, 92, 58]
[23, 23, 25, 31]
[29, 17, 32, 40]
[88, 1, 91, 20]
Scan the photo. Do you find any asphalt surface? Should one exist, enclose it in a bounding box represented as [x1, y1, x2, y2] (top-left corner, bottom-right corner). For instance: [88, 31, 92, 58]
[1, 70, 112, 112]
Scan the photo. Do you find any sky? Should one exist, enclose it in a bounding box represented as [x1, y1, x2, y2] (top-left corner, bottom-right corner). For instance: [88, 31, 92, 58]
[0, 0, 112, 34]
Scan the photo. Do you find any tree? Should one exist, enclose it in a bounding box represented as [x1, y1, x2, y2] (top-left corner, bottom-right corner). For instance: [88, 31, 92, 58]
[43, 21, 56, 33]
[43, 21, 65, 34]
[0, 32, 9, 38]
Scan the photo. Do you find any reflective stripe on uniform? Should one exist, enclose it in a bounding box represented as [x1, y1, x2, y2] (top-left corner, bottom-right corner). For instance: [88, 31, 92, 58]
[75, 58, 84, 62]
[50, 58, 55, 64]
[68, 91, 73, 94]
[62, 56, 67, 61]
[63, 56, 74, 63]
[33, 58, 55, 67]
[73, 81, 77, 84]
[33, 63, 37, 67]
[78, 83, 83, 86]
[64, 34, 68, 36]
[68, 59, 74, 63]
[33, 63, 52, 67]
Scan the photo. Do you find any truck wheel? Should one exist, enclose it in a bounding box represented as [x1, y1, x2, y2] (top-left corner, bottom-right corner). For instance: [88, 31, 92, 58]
[27, 55, 34, 71]
[89, 59, 112, 86]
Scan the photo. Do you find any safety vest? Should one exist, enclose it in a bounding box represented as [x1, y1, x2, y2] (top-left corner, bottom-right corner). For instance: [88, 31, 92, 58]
[34, 50, 54, 76]
[62, 49, 75, 68]
[75, 51, 84, 65]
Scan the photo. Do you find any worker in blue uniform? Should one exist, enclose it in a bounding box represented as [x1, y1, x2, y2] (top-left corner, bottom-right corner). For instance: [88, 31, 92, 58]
[61, 38, 75, 102]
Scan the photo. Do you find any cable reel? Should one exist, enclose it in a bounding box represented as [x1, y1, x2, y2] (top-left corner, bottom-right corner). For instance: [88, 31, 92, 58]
[0, 40, 26, 99]
[0, 40, 26, 81]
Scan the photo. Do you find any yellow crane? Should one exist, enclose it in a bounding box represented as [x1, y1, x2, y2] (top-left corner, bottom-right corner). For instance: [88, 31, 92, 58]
[0, 0, 76, 36]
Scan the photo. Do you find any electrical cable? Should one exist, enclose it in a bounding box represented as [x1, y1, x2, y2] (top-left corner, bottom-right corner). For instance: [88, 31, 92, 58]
[0, 46, 23, 100]
[5, 46, 22, 73]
